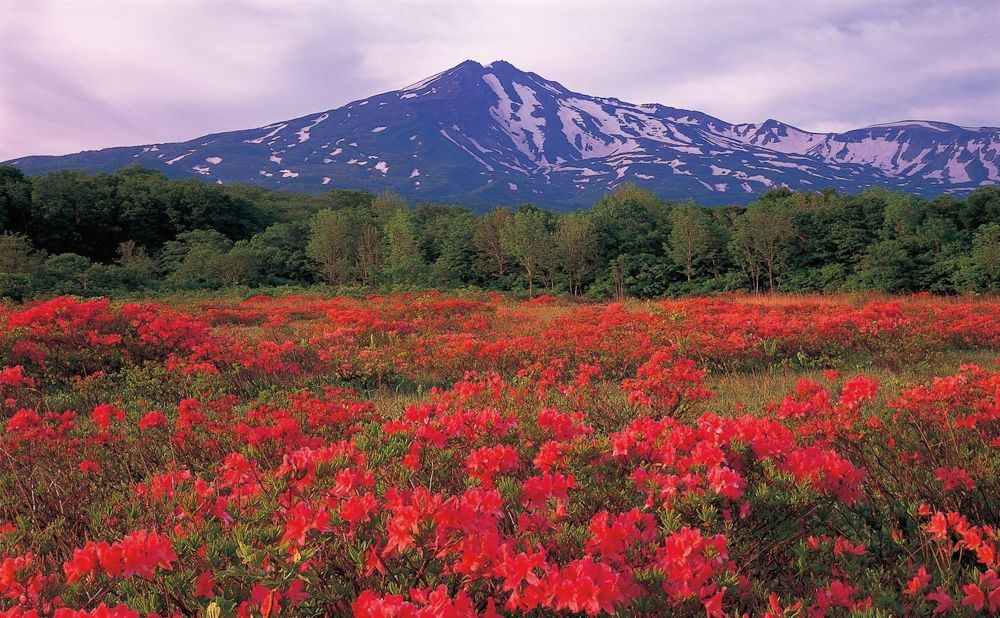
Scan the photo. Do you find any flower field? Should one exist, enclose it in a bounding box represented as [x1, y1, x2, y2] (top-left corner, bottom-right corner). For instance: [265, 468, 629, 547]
[1, 292, 999, 617]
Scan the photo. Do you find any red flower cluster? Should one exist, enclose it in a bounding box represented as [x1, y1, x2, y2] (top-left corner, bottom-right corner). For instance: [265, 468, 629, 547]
[63, 531, 177, 583]
[0, 293, 998, 616]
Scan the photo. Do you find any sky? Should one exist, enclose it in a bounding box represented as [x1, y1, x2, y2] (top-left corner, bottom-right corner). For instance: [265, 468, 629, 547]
[2, 0, 999, 161]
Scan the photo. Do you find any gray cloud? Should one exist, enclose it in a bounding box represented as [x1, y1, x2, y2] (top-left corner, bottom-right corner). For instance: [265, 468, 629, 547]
[2, 0, 998, 161]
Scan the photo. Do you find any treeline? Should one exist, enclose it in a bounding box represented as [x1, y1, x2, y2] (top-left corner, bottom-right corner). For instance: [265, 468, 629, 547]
[2, 165, 1000, 299]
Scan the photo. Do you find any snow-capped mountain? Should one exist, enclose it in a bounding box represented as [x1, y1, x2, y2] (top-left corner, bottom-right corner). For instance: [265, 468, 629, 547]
[6, 60, 999, 208]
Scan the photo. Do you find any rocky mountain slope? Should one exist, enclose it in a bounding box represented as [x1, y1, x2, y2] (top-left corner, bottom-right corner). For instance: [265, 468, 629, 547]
[7, 60, 998, 208]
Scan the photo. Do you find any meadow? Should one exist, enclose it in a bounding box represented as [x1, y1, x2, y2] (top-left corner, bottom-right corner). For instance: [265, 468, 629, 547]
[0, 292, 998, 616]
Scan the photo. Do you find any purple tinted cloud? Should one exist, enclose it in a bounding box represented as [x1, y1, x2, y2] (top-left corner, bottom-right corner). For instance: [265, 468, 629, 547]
[2, 0, 998, 161]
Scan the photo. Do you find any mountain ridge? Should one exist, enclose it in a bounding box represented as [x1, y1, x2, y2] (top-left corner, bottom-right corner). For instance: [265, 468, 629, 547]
[6, 60, 999, 209]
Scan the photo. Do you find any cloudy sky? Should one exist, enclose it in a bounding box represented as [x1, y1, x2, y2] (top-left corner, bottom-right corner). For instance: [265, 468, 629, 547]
[2, 0, 999, 161]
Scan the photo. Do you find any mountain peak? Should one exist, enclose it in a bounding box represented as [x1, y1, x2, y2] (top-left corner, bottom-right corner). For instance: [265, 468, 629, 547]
[401, 60, 488, 93]
[483, 60, 516, 70]
[435, 59, 524, 74]
[453, 59, 487, 72]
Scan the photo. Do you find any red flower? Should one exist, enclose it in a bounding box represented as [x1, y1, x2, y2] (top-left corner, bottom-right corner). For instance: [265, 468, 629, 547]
[833, 536, 866, 557]
[465, 444, 519, 487]
[934, 466, 976, 491]
[91, 404, 125, 430]
[281, 502, 331, 547]
[0, 366, 34, 388]
[138, 411, 166, 430]
[621, 347, 713, 414]
[926, 587, 953, 614]
[339, 492, 378, 526]
[962, 583, 985, 612]
[926, 512, 949, 540]
[195, 570, 216, 599]
[546, 557, 631, 616]
[64, 530, 177, 583]
[904, 566, 931, 596]
[703, 587, 725, 617]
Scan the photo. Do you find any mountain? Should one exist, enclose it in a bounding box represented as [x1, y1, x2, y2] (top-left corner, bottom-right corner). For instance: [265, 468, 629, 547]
[6, 60, 1000, 208]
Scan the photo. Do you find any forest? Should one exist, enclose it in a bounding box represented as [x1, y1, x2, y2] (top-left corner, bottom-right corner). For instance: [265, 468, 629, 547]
[2, 165, 1000, 299]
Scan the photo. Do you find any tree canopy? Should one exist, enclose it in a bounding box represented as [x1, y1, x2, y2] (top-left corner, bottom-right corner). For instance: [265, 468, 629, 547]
[2, 166, 999, 300]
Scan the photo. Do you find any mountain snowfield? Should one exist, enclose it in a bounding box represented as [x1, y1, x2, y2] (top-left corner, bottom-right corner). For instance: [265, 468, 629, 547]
[7, 60, 1000, 208]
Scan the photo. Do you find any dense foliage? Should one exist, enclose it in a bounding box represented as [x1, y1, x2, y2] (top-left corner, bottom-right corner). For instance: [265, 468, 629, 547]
[0, 292, 999, 616]
[3, 166, 1000, 299]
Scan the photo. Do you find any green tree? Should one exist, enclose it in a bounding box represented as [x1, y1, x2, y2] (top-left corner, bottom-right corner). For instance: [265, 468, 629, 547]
[29, 170, 120, 262]
[730, 199, 797, 293]
[383, 208, 426, 285]
[414, 204, 478, 287]
[957, 186, 1000, 231]
[163, 179, 269, 242]
[161, 229, 233, 289]
[209, 242, 259, 287]
[668, 201, 712, 282]
[371, 191, 407, 227]
[554, 213, 597, 296]
[113, 168, 175, 252]
[850, 239, 916, 292]
[958, 223, 1000, 291]
[0, 233, 42, 300]
[729, 216, 764, 294]
[307, 209, 356, 286]
[36, 253, 97, 295]
[100, 240, 158, 292]
[503, 206, 551, 297]
[0, 233, 42, 274]
[475, 207, 514, 282]
[355, 224, 383, 287]
[0, 166, 32, 233]
[248, 221, 314, 283]
[114, 240, 154, 272]
[589, 184, 674, 298]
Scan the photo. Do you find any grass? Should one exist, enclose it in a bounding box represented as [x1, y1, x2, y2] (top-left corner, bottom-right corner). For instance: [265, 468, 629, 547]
[708, 348, 999, 413]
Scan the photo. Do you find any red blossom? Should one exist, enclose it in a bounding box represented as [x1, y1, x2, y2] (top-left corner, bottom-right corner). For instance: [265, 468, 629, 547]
[137, 411, 166, 430]
[194, 570, 216, 599]
[926, 587, 954, 614]
[935, 466, 976, 491]
[91, 404, 125, 430]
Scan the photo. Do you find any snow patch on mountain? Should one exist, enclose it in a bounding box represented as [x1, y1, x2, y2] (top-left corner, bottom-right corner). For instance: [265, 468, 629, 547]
[165, 151, 194, 165]
[246, 124, 287, 145]
[866, 120, 951, 132]
[295, 113, 329, 143]
[483, 74, 548, 164]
